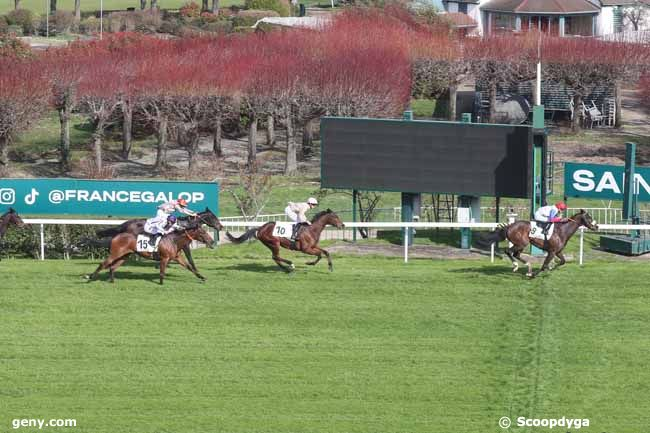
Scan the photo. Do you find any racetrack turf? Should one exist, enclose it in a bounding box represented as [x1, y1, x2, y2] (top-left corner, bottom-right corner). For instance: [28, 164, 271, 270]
[1, 244, 649, 432]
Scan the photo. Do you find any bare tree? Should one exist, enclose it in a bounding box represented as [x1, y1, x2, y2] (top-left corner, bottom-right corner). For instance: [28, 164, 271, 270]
[622, 1, 649, 31]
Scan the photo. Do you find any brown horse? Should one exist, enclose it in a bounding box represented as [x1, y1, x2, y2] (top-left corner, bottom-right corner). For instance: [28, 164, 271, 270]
[1, 208, 27, 260]
[482, 210, 598, 277]
[86, 224, 215, 284]
[95, 208, 223, 273]
[226, 209, 345, 272]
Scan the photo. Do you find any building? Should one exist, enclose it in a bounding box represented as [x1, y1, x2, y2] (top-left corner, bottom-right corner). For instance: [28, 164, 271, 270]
[437, 0, 650, 36]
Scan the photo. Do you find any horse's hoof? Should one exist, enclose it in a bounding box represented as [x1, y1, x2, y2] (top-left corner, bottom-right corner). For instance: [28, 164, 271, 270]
[526, 272, 533, 278]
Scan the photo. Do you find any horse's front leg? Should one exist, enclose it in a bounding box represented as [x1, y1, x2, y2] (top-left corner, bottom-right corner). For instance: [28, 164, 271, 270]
[175, 253, 206, 281]
[532, 252, 555, 278]
[182, 245, 199, 272]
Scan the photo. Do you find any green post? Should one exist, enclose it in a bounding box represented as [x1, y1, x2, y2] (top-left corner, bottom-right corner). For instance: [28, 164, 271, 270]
[352, 189, 358, 242]
[531, 106, 546, 256]
[623, 142, 639, 238]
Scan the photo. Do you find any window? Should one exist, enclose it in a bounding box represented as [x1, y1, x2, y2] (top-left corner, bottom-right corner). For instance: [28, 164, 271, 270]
[458, 2, 468, 14]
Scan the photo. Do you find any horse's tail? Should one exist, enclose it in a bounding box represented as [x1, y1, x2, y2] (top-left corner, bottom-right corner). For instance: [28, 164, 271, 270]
[478, 224, 509, 247]
[96, 226, 122, 238]
[76, 237, 112, 249]
[226, 228, 258, 244]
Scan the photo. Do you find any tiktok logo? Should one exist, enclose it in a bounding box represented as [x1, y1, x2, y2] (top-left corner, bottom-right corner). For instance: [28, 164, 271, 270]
[24, 188, 40, 205]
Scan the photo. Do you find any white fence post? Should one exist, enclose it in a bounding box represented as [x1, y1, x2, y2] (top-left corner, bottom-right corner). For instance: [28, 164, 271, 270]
[579, 227, 584, 266]
[404, 229, 409, 263]
[40, 224, 45, 261]
[491, 243, 495, 263]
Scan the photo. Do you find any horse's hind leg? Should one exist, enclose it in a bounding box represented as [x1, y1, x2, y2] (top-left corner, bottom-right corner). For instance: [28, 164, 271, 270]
[109, 255, 130, 283]
[263, 240, 294, 272]
[505, 246, 523, 272]
[512, 248, 533, 276]
[87, 255, 119, 281]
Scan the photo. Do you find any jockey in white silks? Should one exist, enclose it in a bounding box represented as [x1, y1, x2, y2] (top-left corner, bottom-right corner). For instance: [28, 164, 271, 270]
[284, 197, 318, 240]
[144, 198, 196, 235]
[534, 201, 567, 235]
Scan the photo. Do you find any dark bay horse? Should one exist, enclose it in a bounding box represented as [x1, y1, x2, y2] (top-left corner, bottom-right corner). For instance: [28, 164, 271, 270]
[483, 210, 598, 277]
[1, 208, 27, 260]
[226, 209, 344, 272]
[87, 224, 215, 284]
[95, 208, 223, 272]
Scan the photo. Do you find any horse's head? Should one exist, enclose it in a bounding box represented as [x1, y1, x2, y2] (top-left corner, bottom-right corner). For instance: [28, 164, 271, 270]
[5, 208, 26, 228]
[574, 210, 598, 231]
[312, 208, 344, 229]
[188, 225, 215, 249]
[198, 208, 224, 231]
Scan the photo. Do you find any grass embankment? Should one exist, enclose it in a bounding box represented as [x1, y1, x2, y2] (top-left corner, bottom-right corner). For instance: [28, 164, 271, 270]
[1, 247, 649, 432]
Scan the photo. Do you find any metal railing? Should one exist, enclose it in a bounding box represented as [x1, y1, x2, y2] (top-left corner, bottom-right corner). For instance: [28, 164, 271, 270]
[21, 218, 650, 265]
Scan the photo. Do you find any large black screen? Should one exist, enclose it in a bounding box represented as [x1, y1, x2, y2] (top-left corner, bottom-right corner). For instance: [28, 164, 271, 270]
[321, 117, 532, 198]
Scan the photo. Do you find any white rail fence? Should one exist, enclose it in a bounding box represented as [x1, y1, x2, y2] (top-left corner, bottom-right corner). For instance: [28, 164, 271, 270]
[20, 218, 650, 265]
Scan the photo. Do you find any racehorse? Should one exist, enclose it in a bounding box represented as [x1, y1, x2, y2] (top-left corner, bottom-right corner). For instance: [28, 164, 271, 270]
[226, 209, 344, 272]
[86, 224, 215, 284]
[0, 208, 27, 260]
[95, 208, 223, 272]
[482, 210, 598, 277]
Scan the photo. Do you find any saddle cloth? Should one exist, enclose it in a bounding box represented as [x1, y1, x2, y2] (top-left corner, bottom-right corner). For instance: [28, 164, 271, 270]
[136, 234, 161, 252]
[272, 222, 294, 239]
[529, 221, 554, 240]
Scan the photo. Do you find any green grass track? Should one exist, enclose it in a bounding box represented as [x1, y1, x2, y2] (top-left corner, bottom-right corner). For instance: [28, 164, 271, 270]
[1, 245, 649, 432]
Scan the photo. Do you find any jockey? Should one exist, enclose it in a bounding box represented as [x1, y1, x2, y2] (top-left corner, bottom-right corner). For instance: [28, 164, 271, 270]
[144, 198, 196, 236]
[285, 197, 318, 240]
[534, 201, 567, 235]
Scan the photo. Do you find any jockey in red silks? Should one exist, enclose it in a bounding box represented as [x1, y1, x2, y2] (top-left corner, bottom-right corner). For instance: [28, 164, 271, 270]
[534, 201, 567, 235]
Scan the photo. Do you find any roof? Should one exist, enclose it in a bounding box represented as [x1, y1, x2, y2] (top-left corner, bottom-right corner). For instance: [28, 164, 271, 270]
[251, 16, 330, 30]
[443, 12, 478, 27]
[600, 0, 650, 5]
[480, 0, 600, 14]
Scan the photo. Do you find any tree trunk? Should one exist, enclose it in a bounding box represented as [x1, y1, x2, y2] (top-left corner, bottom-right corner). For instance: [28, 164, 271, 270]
[59, 106, 70, 171]
[150, 0, 157, 9]
[211, 0, 219, 14]
[266, 114, 275, 148]
[187, 132, 199, 173]
[614, 81, 622, 128]
[121, 99, 133, 159]
[92, 131, 103, 172]
[74, 0, 81, 22]
[202, 0, 208, 11]
[448, 84, 458, 121]
[213, 117, 222, 157]
[571, 94, 582, 132]
[140, 0, 147, 10]
[284, 112, 297, 175]
[488, 81, 497, 123]
[155, 116, 168, 169]
[301, 119, 314, 159]
[50, 0, 57, 14]
[14, 0, 20, 10]
[247, 116, 257, 168]
[0, 136, 9, 166]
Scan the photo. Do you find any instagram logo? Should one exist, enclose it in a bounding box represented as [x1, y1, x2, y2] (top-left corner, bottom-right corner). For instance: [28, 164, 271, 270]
[0, 188, 16, 205]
